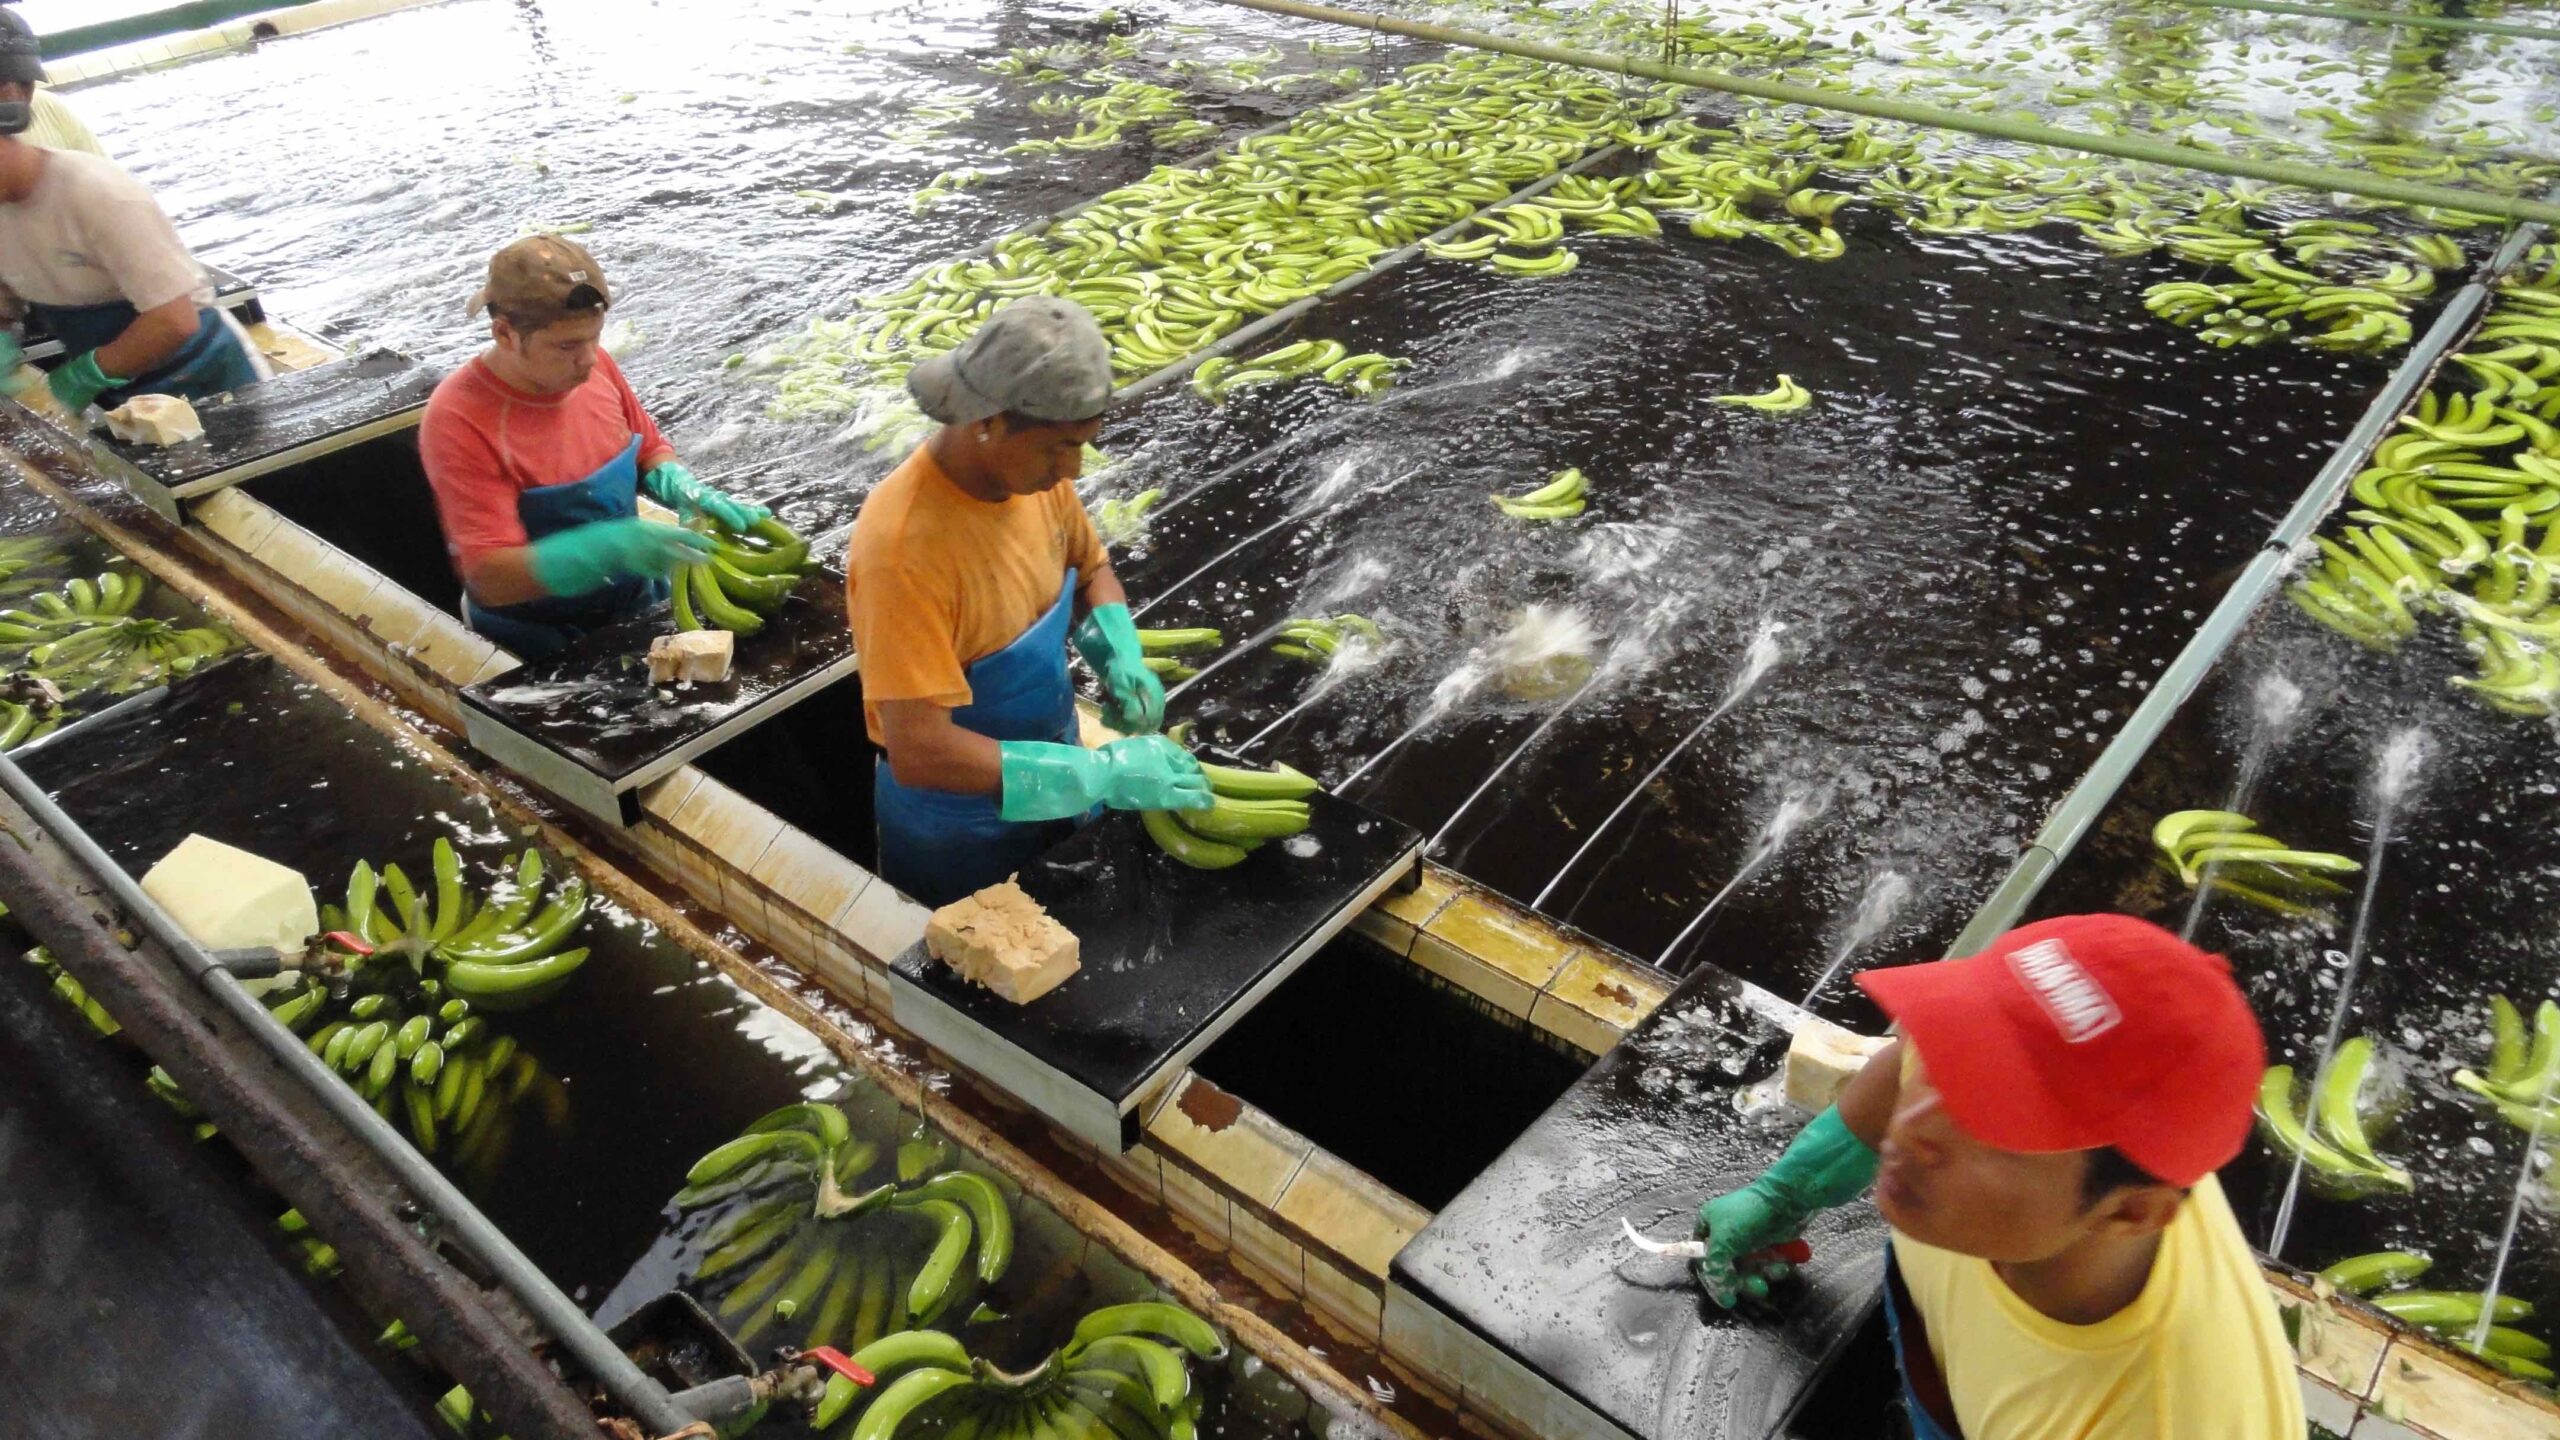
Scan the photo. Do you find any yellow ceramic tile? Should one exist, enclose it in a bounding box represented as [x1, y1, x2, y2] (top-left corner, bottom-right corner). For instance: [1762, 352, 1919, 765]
[750, 828, 873, 929]
[801, 922, 874, 1007]
[352, 580, 438, 650]
[1381, 1284, 1471, 1414]
[1464, 1345, 1628, 1440]
[717, 857, 777, 948]
[408, 615, 499, 686]
[463, 646, 519, 687]
[638, 770, 705, 823]
[670, 780, 786, 875]
[1378, 864, 1462, 930]
[836, 880, 927, 967]
[1526, 991, 1624, 1058]
[1424, 891, 1574, 992]
[2370, 1339, 2560, 1440]
[1303, 1249, 1385, 1347]
[1543, 951, 1668, 1026]
[1276, 1148, 1430, 1279]
[1093, 1140, 1163, 1205]
[1409, 930, 1538, 1018]
[188, 488, 280, 552]
[1230, 1205, 1307, 1298]
[2273, 1282, 2388, 1401]
[1144, 1076, 1311, 1207]
[248, 520, 335, 588]
[1160, 1160, 1231, 1248]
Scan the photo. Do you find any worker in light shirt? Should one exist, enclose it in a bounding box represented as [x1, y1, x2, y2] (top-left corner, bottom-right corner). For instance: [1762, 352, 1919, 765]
[844, 298, 1207, 906]
[420, 237, 766, 660]
[1692, 914, 2303, 1439]
[0, 6, 263, 416]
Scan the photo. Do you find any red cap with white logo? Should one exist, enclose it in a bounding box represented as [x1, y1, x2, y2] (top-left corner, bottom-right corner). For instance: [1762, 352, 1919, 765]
[1854, 913, 2266, 1188]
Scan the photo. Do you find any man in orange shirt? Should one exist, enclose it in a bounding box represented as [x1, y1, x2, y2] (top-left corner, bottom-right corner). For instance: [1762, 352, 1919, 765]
[846, 299, 1207, 905]
[1693, 915, 2303, 1438]
[421, 238, 763, 659]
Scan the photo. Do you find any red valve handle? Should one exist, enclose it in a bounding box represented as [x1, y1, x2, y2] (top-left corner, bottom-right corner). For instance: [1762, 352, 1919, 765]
[802, 1348, 876, 1388]
[321, 930, 375, 956]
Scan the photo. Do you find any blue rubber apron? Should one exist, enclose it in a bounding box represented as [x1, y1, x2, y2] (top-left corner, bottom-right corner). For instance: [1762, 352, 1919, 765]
[27, 297, 261, 409]
[874, 568, 1082, 908]
[461, 434, 666, 661]
[1881, 1242, 1965, 1440]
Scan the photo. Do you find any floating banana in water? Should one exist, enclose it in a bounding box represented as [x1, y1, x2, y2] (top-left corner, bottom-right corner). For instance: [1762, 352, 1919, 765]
[1711, 375, 1812, 412]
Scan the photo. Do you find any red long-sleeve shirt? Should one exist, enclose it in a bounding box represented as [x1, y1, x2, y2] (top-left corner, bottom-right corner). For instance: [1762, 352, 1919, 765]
[418, 350, 676, 572]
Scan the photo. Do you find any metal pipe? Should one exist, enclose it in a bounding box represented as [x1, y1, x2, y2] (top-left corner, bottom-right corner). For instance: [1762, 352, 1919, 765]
[1195, 0, 2560, 225]
[1941, 228, 2534, 954]
[2172, 0, 2560, 44]
[0, 751, 694, 1438]
[0, 772, 600, 1440]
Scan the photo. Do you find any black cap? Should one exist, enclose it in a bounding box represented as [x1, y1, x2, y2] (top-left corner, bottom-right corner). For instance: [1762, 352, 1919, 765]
[0, 8, 42, 91]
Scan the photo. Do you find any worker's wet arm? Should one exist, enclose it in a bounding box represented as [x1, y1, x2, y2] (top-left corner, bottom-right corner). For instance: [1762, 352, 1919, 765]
[419, 406, 543, 606]
[877, 699, 1005, 794]
[93, 293, 198, 381]
[1834, 1036, 1903, 1151]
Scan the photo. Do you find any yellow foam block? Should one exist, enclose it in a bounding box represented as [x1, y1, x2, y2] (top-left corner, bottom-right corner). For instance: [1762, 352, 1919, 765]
[140, 834, 317, 954]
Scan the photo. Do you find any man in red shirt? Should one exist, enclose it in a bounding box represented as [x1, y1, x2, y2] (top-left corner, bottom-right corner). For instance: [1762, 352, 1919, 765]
[420, 237, 763, 659]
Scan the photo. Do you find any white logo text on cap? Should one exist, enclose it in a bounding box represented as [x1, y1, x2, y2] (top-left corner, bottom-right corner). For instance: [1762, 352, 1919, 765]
[2007, 938, 2121, 1043]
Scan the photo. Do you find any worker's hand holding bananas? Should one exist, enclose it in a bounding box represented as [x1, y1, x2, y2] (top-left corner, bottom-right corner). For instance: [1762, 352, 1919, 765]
[527, 517, 714, 598]
[996, 735, 1210, 823]
[1072, 601, 1166, 734]
[640, 460, 771, 533]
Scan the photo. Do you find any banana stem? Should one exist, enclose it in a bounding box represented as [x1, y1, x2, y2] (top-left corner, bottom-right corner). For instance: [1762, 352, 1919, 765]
[1197, 0, 2560, 226]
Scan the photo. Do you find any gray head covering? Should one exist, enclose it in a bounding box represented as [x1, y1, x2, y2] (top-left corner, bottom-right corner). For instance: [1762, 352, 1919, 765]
[0, 7, 43, 92]
[907, 297, 1112, 426]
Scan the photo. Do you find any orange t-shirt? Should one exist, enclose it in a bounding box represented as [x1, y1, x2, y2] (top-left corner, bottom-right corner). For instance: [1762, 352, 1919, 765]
[845, 445, 1105, 745]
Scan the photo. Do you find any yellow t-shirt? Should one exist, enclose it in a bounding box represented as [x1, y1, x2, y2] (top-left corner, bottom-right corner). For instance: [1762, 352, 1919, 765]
[844, 445, 1104, 745]
[1893, 1176, 2303, 1439]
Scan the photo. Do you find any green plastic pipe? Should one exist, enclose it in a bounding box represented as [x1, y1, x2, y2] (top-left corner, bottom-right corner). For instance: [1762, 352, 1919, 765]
[2173, 0, 2560, 45]
[39, 1, 314, 60]
[1199, 0, 2560, 225]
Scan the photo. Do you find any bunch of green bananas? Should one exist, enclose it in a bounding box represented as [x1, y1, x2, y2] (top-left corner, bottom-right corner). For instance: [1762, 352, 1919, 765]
[677, 1103, 1014, 1356]
[812, 1303, 1226, 1440]
[0, 534, 79, 597]
[321, 842, 593, 1009]
[1711, 376, 1813, 413]
[910, 167, 987, 216]
[760, 53, 1646, 427]
[0, 569, 237, 698]
[296, 985, 555, 1172]
[1270, 613, 1382, 661]
[1493, 468, 1588, 521]
[673, 516, 816, 640]
[2257, 1042, 2412, 1198]
[2291, 270, 2560, 714]
[2451, 995, 2560, 1134]
[2320, 1252, 2550, 1383]
[1142, 757, 1318, 870]
[1091, 488, 1164, 548]
[1135, 626, 1220, 682]
[1190, 341, 1404, 404]
[2152, 810, 2360, 916]
[0, 695, 59, 750]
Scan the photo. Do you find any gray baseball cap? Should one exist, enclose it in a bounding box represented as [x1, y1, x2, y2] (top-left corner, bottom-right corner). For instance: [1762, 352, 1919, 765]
[907, 297, 1112, 426]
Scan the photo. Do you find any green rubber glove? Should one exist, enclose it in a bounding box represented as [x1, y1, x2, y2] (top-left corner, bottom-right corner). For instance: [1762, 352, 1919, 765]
[526, 517, 715, 599]
[1071, 601, 1165, 735]
[0, 332, 34, 398]
[1692, 1106, 1879, 1307]
[998, 736, 1210, 822]
[640, 461, 769, 533]
[47, 350, 120, 415]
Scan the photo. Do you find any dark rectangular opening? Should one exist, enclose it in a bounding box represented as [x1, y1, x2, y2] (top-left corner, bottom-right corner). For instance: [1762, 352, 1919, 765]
[691, 673, 882, 869]
[240, 431, 462, 615]
[1191, 935, 1587, 1210]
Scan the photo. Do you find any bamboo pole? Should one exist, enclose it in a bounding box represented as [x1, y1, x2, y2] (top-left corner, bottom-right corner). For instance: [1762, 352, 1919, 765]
[1198, 0, 2560, 225]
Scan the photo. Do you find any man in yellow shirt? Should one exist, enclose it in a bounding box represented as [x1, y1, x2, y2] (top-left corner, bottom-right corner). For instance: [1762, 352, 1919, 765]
[1693, 914, 2303, 1438]
[846, 298, 1208, 905]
